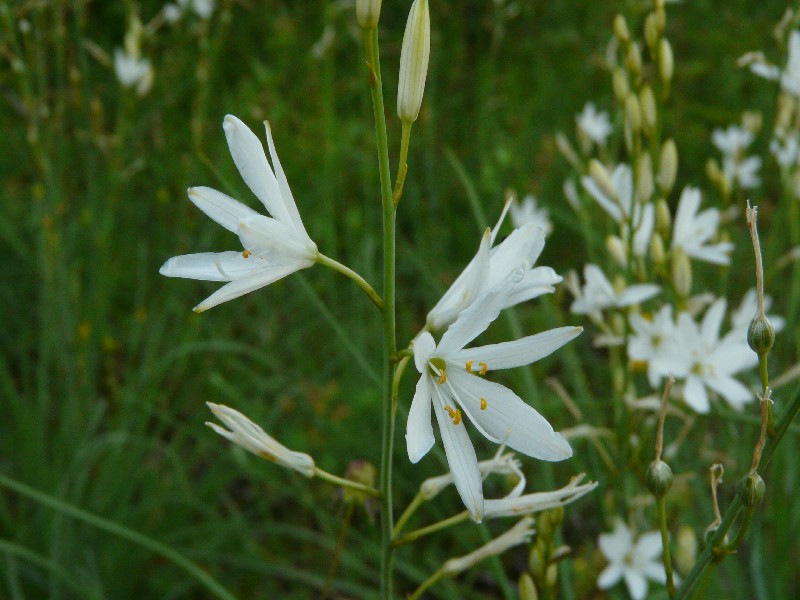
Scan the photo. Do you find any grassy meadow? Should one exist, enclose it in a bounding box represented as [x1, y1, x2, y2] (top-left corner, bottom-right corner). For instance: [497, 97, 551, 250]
[2, 0, 800, 598]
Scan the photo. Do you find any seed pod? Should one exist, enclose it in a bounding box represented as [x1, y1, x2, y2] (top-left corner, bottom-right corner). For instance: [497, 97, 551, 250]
[646, 460, 674, 498]
[747, 316, 775, 354]
[737, 473, 766, 508]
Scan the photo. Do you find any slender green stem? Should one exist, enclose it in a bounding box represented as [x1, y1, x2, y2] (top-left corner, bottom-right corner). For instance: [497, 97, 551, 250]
[314, 467, 381, 498]
[392, 355, 411, 415]
[393, 491, 425, 536]
[408, 567, 446, 600]
[393, 121, 412, 206]
[392, 512, 470, 547]
[316, 253, 384, 309]
[675, 381, 800, 599]
[721, 507, 754, 551]
[362, 25, 397, 599]
[0, 473, 237, 600]
[657, 497, 676, 597]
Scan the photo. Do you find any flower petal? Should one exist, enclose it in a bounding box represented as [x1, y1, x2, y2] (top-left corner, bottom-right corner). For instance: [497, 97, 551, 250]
[188, 186, 260, 233]
[452, 326, 582, 371]
[446, 369, 572, 461]
[683, 375, 709, 413]
[616, 284, 661, 307]
[432, 384, 484, 521]
[413, 331, 437, 373]
[237, 215, 316, 260]
[406, 375, 435, 463]
[635, 531, 663, 560]
[700, 298, 726, 346]
[194, 261, 306, 312]
[159, 251, 259, 282]
[624, 570, 649, 600]
[505, 266, 562, 307]
[597, 564, 624, 590]
[263, 121, 311, 240]
[704, 375, 753, 410]
[222, 115, 292, 225]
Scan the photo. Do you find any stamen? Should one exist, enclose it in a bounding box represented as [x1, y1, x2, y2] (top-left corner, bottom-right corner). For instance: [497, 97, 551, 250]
[444, 405, 457, 419]
[480, 398, 488, 410]
[452, 409, 462, 425]
[438, 371, 447, 384]
[465, 360, 473, 372]
[479, 362, 488, 376]
[242, 249, 252, 258]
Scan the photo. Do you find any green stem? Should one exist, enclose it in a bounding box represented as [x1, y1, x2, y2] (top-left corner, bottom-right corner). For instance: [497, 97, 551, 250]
[722, 507, 754, 551]
[0, 474, 237, 600]
[393, 121, 412, 206]
[393, 491, 425, 536]
[316, 253, 384, 309]
[657, 496, 676, 597]
[392, 512, 470, 547]
[675, 381, 800, 599]
[408, 567, 446, 600]
[362, 25, 397, 600]
[313, 467, 381, 498]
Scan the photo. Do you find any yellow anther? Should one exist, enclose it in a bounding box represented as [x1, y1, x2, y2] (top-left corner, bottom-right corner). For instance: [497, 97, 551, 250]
[437, 370, 447, 384]
[465, 360, 473, 372]
[479, 362, 488, 376]
[480, 398, 488, 410]
[444, 405, 457, 419]
[242, 249, 252, 258]
[452, 409, 462, 425]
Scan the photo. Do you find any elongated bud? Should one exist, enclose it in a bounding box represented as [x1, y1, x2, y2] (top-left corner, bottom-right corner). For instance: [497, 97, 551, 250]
[625, 93, 642, 133]
[640, 85, 657, 136]
[613, 67, 629, 102]
[675, 526, 697, 575]
[555, 131, 580, 167]
[607, 235, 627, 267]
[650, 232, 665, 265]
[637, 152, 654, 203]
[658, 38, 674, 84]
[626, 42, 642, 80]
[356, 0, 382, 28]
[748, 316, 775, 354]
[658, 139, 678, 194]
[737, 473, 766, 508]
[645, 13, 659, 50]
[397, 0, 430, 123]
[656, 197, 671, 236]
[589, 159, 616, 200]
[646, 460, 674, 497]
[613, 14, 630, 43]
[519, 573, 539, 600]
[672, 247, 692, 297]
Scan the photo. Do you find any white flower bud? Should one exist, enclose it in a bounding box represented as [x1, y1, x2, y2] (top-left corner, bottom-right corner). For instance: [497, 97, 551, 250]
[672, 246, 692, 297]
[397, 0, 430, 123]
[625, 93, 642, 133]
[639, 85, 657, 136]
[555, 131, 580, 167]
[658, 138, 678, 195]
[613, 14, 630, 43]
[650, 232, 665, 265]
[606, 235, 628, 267]
[612, 67, 629, 102]
[637, 152, 654, 203]
[626, 42, 642, 80]
[659, 38, 674, 84]
[656, 197, 671, 236]
[589, 159, 617, 201]
[645, 13, 659, 50]
[356, 0, 382, 28]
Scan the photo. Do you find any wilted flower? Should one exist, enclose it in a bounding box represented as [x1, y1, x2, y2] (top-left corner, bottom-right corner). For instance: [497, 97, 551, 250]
[570, 264, 660, 317]
[408, 273, 581, 521]
[483, 474, 597, 519]
[442, 517, 535, 575]
[206, 402, 315, 477]
[160, 115, 319, 312]
[420, 451, 525, 501]
[671, 187, 733, 265]
[598, 519, 667, 600]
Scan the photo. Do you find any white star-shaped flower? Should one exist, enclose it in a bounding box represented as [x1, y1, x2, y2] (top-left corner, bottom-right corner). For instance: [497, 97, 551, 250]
[114, 48, 153, 96]
[711, 125, 754, 155]
[671, 187, 733, 265]
[598, 519, 667, 600]
[509, 194, 553, 234]
[408, 272, 582, 521]
[576, 102, 613, 146]
[770, 134, 799, 168]
[581, 164, 654, 257]
[747, 30, 800, 96]
[426, 200, 561, 332]
[628, 304, 682, 388]
[160, 115, 319, 312]
[570, 264, 660, 317]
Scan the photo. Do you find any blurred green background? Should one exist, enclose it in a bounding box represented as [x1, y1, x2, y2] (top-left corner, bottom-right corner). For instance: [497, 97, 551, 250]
[1, 0, 799, 598]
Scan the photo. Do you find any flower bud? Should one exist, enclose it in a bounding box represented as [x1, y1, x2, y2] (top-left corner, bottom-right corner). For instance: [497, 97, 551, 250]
[650, 232, 665, 265]
[644, 13, 659, 50]
[606, 235, 627, 267]
[672, 247, 692, 297]
[646, 460, 674, 497]
[519, 573, 539, 600]
[747, 315, 775, 354]
[658, 139, 678, 195]
[613, 14, 630, 43]
[546, 564, 558, 588]
[626, 42, 642, 80]
[658, 38, 674, 85]
[639, 85, 657, 136]
[589, 159, 617, 201]
[397, 0, 430, 123]
[637, 152, 654, 203]
[555, 131, 580, 167]
[612, 67, 629, 102]
[737, 473, 766, 508]
[625, 93, 642, 134]
[528, 541, 547, 578]
[356, 0, 382, 28]
[675, 526, 697, 575]
[656, 198, 671, 236]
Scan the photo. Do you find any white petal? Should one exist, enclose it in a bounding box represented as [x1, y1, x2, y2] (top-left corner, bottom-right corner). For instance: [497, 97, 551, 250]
[406, 375, 435, 463]
[597, 564, 623, 589]
[624, 570, 649, 600]
[188, 186, 259, 233]
[413, 331, 437, 373]
[505, 266, 562, 307]
[616, 284, 661, 307]
[159, 251, 259, 281]
[436, 269, 523, 356]
[237, 215, 315, 260]
[222, 115, 291, 225]
[700, 298, 726, 346]
[599, 519, 633, 559]
[432, 385, 484, 521]
[194, 261, 305, 312]
[487, 224, 544, 287]
[683, 376, 709, 413]
[446, 369, 572, 461]
[636, 531, 663, 559]
[452, 326, 583, 371]
[263, 121, 311, 240]
[704, 375, 753, 410]
[641, 560, 668, 584]
[581, 176, 623, 222]
[633, 203, 655, 256]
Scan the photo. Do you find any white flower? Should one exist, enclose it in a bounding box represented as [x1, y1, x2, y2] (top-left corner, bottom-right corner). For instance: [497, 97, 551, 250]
[674, 299, 757, 412]
[748, 30, 800, 96]
[770, 134, 799, 168]
[671, 187, 733, 265]
[408, 273, 581, 521]
[628, 304, 682, 388]
[442, 517, 535, 575]
[191, 0, 215, 19]
[723, 155, 762, 189]
[509, 194, 552, 234]
[420, 451, 525, 501]
[160, 115, 319, 312]
[570, 264, 660, 317]
[426, 200, 562, 332]
[114, 48, 153, 96]
[576, 102, 613, 146]
[598, 519, 666, 600]
[205, 402, 315, 477]
[711, 125, 754, 155]
[581, 164, 655, 256]
[163, 3, 183, 22]
[483, 474, 597, 519]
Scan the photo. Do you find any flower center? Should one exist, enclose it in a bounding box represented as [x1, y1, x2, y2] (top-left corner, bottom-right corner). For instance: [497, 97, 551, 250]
[428, 357, 447, 384]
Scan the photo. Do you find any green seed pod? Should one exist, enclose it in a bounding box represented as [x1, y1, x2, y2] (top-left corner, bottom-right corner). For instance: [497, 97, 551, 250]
[737, 473, 766, 508]
[747, 316, 775, 354]
[646, 460, 674, 498]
